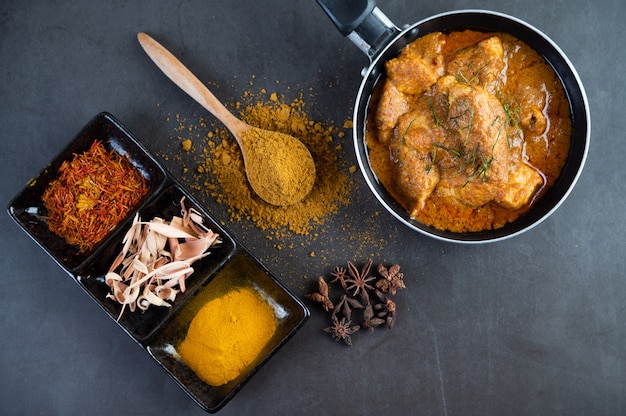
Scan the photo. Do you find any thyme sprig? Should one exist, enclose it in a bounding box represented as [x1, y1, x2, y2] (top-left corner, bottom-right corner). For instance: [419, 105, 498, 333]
[455, 61, 492, 86]
[503, 101, 523, 147]
[396, 117, 417, 152]
[495, 88, 523, 147]
[426, 109, 503, 187]
[462, 146, 494, 187]
[422, 88, 515, 186]
[433, 142, 462, 158]
[427, 97, 439, 127]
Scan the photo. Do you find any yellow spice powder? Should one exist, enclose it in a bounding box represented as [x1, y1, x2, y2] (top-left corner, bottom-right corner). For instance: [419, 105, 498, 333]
[199, 94, 353, 234]
[178, 287, 277, 386]
[239, 127, 316, 206]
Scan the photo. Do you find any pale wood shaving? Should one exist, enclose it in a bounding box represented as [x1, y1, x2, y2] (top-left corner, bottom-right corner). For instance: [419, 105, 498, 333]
[105, 197, 221, 320]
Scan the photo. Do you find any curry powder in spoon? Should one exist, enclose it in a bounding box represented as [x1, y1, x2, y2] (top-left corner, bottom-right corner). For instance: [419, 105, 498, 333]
[240, 128, 316, 207]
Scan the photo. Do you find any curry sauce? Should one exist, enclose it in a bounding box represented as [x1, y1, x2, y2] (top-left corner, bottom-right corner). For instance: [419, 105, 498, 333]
[366, 30, 572, 232]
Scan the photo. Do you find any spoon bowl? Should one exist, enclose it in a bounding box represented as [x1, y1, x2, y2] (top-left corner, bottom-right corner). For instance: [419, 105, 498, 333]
[137, 32, 316, 206]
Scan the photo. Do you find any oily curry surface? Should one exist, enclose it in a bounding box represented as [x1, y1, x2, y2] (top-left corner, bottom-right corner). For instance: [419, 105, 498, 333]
[366, 30, 572, 232]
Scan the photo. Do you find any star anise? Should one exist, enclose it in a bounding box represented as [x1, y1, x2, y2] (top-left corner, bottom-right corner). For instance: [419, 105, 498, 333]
[374, 297, 397, 329]
[323, 315, 360, 346]
[329, 266, 348, 290]
[375, 263, 406, 295]
[306, 259, 408, 346]
[305, 276, 333, 312]
[332, 294, 364, 321]
[361, 303, 386, 331]
[345, 259, 375, 303]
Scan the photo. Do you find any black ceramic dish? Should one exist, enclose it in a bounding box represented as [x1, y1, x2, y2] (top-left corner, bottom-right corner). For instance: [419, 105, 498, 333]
[8, 112, 168, 271]
[6, 112, 309, 413]
[148, 250, 311, 412]
[317, 1, 590, 243]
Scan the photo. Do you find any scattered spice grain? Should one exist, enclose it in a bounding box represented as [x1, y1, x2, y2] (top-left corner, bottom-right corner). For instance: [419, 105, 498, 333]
[181, 139, 192, 151]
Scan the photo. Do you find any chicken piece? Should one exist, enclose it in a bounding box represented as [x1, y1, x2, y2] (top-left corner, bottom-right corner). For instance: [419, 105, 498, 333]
[385, 32, 446, 95]
[392, 103, 441, 154]
[446, 36, 505, 94]
[403, 32, 446, 65]
[375, 33, 446, 145]
[375, 79, 411, 145]
[390, 102, 444, 215]
[496, 162, 544, 209]
[385, 55, 441, 95]
[512, 67, 550, 135]
[395, 151, 440, 218]
[432, 76, 510, 207]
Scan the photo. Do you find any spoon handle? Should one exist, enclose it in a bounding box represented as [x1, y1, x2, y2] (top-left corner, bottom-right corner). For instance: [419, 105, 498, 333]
[137, 32, 248, 140]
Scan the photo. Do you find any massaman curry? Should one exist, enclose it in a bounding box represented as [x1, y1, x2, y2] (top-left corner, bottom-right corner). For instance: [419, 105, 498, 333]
[366, 30, 571, 232]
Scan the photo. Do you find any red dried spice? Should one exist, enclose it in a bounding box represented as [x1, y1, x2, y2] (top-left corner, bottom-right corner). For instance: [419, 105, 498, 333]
[42, 140, 149, 253]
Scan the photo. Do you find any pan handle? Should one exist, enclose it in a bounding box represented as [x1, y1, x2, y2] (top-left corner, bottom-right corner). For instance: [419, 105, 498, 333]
[316, 0, 399, 60]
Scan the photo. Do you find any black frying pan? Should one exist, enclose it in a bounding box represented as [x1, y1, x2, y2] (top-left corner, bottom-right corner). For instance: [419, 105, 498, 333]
[317, 0, 590, 243]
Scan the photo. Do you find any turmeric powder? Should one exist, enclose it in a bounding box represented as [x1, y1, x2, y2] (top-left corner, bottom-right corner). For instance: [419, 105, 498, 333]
[178, 287, 277, 386]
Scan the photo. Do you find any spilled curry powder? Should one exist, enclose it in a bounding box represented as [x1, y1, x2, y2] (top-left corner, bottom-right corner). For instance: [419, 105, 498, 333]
[161, 82, 393, 267]
[182, 89, 354, 235]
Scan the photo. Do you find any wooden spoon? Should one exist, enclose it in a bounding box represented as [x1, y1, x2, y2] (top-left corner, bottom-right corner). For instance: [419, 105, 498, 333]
[137, 32, 315, 206]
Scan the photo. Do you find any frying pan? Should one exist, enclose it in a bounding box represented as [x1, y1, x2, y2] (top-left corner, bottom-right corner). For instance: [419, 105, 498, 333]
[317, 0, 590, 243]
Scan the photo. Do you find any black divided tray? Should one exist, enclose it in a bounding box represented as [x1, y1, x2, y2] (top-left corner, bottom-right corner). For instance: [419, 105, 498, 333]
[7, 112, 309, 413]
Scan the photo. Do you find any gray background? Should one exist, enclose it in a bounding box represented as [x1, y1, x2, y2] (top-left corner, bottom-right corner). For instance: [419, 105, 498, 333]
[1, 0, 624, 415]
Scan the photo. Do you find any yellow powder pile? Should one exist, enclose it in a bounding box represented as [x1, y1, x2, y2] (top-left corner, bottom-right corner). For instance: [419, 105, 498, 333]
[178, 288, 277, 386]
